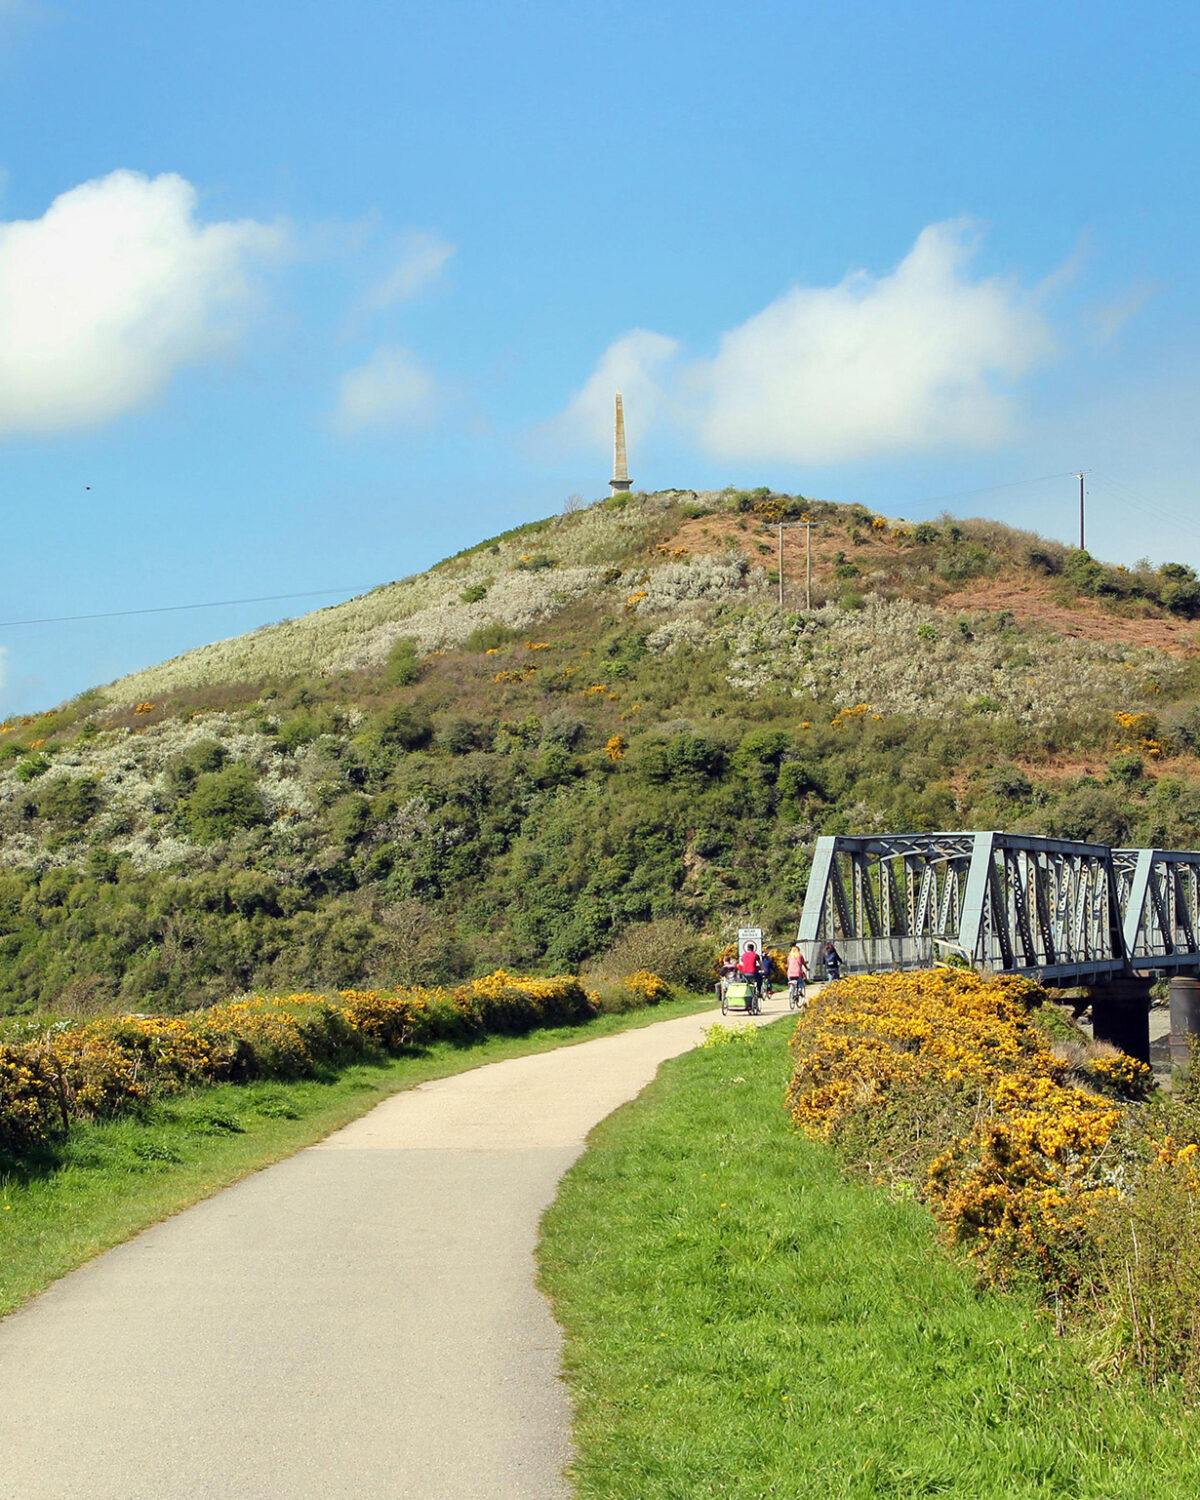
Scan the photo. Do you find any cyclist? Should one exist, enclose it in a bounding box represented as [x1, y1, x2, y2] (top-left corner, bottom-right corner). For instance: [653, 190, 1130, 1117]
[786, 944, 807, 1007]
[738, 943, 763, 1008]
[757, 946, 773, 1000]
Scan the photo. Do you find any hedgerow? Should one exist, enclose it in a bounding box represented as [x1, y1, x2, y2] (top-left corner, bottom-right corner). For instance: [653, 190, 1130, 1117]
[0, 969, 609, 1157]
[786, 969, 1200, 1391]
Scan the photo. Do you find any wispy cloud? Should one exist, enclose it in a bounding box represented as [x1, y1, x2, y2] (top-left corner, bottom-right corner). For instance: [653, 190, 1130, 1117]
[539, 329, 680, 453]
[551, 221, 1058, 466]
[359, 230, 454, 316]
[1086, 282, 1156, 346]
[331, 344, 437, 433]
[0, 169, 285, 438]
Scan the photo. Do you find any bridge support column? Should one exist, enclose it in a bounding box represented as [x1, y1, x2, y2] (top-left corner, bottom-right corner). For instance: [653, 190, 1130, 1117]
[1169, 976, 1200, 1069]
[1089, 977, 1152, 1065]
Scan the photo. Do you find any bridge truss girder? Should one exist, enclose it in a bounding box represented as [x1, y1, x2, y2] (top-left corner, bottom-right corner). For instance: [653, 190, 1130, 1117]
[797, 832, 1131, 984]
[1115, 848, 1200, 974]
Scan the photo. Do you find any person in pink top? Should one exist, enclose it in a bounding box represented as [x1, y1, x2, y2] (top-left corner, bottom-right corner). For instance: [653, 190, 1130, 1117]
[786, 944, 807, 1008]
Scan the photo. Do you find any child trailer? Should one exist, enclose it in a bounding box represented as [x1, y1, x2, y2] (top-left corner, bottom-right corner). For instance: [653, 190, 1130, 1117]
[718, 974, 761, 1016]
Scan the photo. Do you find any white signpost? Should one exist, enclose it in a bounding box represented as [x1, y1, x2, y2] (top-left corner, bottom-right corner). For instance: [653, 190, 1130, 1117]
[737, 926, 764, 959]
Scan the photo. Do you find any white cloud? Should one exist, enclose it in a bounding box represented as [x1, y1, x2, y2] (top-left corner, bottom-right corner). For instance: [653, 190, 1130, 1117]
[332, 345, 437, 433]
[554, 221, 1057, 466]
[360, 230, 454, 315]
[694, 221, 1055, 462]
[0, 169, 284, 438]
[547, 329, 680, 451]
[1086, 282, 1156, 346]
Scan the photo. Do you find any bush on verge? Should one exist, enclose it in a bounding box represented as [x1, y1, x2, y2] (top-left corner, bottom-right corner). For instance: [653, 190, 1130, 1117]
[784, 968, 1200, 1390]
[0, 970, 602, 1156]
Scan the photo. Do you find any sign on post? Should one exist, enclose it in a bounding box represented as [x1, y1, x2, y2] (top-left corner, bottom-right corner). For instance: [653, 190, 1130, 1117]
[737, 927, 764, 958]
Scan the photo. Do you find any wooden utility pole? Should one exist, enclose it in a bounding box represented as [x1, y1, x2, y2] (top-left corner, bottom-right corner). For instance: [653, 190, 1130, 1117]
[805, 521, 814, 609]
[1074, 471, 1090, 550]
[776, 520, 820, 610]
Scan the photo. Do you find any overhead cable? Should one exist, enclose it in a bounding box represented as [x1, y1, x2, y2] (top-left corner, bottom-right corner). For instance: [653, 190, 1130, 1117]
[0, 586, 369, 629]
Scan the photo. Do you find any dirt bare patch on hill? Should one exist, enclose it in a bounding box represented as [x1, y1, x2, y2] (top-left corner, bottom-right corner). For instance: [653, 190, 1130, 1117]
[939, 579, 1200, 657]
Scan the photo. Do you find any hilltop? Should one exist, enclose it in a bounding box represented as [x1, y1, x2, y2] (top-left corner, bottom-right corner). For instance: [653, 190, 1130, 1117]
[2, 486, 1200, 1016]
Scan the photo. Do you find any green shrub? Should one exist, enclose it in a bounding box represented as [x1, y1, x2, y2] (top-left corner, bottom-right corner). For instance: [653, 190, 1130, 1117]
[988, 766, 1033, 803]
[374, 704, 433, 751]
[441, 718, 492, 754]
[1160, 570, 1200, 618]
[383, 637, 421, 686]
[1107, 752, 1145, 786]
[37, 775, 102, 829]
[463, 622, 519, 653]
[594, 917, 712, 991]
[330, 793, 372, 844]
[165, 739, 227, 793]
[274, 715, 312, 753]
[1044, 784, 1135, 846]
[934, 543, 990, 583]
[181, 765, 267, 843]
[1090, 1152, 1200, 1391]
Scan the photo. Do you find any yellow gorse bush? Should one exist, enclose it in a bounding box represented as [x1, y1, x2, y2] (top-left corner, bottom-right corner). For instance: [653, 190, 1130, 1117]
[0, 972, 598, 1155]
[624, 970, 671, 1003]
[786, 969, 1133, 1289]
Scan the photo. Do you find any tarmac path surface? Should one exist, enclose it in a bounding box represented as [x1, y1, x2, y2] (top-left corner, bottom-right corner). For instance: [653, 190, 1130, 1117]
[0, 997, 793, 1500]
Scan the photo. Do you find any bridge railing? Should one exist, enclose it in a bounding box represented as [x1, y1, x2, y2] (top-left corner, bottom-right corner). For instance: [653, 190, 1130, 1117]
[807, 937, 936, 975]
[797, 831, 1200, 985]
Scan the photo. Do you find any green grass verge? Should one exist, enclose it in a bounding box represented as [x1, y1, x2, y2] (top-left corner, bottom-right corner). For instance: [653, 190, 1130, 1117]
[539, 1018, 1200, 1499]
[0, 994, 712, 1319]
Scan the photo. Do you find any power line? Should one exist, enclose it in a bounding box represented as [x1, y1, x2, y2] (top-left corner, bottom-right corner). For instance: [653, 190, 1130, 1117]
[0, 586, 369, 629]
[899, 470, 1080, 513]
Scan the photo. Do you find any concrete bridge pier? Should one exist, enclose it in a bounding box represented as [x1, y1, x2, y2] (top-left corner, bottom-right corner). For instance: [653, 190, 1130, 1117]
[1088, 976, 1152, 1065]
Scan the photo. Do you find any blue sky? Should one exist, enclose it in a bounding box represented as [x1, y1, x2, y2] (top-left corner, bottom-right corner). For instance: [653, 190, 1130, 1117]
[1, 0, 1198, 713]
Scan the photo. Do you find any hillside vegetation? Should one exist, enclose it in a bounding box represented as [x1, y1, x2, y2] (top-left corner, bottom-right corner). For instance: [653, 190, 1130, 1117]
[3, 486, 1200, 1015]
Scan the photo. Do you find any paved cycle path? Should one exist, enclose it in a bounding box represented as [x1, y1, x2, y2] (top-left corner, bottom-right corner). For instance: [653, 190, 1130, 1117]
[0, 999, 794, 1499]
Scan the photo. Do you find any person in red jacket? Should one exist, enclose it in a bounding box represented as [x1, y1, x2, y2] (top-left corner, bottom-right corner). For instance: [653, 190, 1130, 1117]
[739, 943, 764, 1003]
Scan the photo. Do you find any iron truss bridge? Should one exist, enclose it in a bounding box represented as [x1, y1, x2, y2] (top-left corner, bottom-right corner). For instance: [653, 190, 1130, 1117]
[797, 832, 1200, 986]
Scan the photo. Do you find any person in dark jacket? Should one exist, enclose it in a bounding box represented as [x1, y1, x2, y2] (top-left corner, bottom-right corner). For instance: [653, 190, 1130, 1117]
[821, 941, 843, 982]
[757, 947, 773, 997]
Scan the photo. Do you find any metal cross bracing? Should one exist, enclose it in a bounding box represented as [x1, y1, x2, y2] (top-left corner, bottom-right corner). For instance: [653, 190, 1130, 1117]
[1115, 849, 1200, 973]
[795, 831, 1188, 985]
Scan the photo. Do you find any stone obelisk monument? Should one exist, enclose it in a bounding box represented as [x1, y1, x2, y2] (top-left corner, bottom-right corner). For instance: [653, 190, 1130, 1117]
[610, 392, 632, 495]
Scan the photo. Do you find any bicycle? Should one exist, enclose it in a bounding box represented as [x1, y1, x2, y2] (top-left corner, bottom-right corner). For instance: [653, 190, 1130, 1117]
[788, 976, 806, 1010]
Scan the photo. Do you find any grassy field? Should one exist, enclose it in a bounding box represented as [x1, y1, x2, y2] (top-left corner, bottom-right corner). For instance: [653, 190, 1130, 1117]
[539, 1019, 1200, 1499]
[0, 993, 712, 1319]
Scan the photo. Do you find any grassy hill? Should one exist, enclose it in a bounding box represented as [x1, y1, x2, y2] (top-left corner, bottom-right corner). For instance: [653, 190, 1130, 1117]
[3, 485, 1200, 1016]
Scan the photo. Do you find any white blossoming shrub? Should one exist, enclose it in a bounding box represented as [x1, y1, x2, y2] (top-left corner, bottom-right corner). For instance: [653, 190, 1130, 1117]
[341, 566, 607, 669]
[0, 711, 322, 872]
[645, 616, 712, 654]
[633, 556, 757, 614]
[720, 597, 1183, 725]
